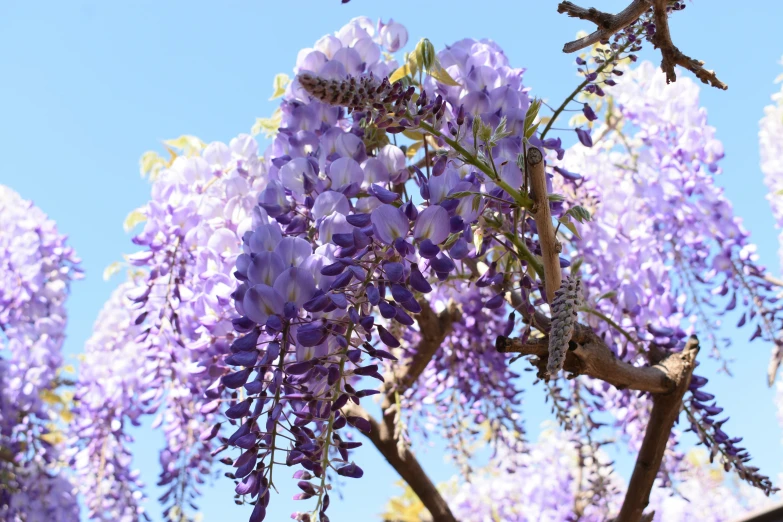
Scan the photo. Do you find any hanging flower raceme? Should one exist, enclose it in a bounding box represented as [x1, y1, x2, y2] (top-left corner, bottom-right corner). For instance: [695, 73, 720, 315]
[430, 427, 623, 522]
[555, 60, 780, 493]
[759, 60, 783, 381]
[399, 280, 525, 474]
[69, 282, 150, 521]
[73, 132, 267, 519]
[0, 185, 82, 521]
[222, 21, 551, 521]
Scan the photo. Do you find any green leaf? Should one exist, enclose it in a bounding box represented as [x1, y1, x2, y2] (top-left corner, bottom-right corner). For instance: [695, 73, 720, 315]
[569, 257, 583, 275]
[402, 129, 425, 141]
[251, 108, 282, 139]
[415, 38, 436, 70]
[405, 140, 424, 159]
[103, 261, 123, 282]
[472, 115, 482, 144]
[428, 62, 460, 87]
[524, 98, 542, 138]
[491, 116, 512, 143]
[163, 135, 205, 156]
[389, 51, 419, 83]
[547, 193, 566, 202]
[525, 121, 540, 140]
[268, 73, 290, 101]
[473, 227, 484, 252]
[597, 290, 617, 302]
[446, 190, 474, 200]
[123, 208, 147, 233]
[564, 205, 592, 223]
[442, 232, 461, 249]
[471, 195, 481, 212]
[558, 217, 581, 239]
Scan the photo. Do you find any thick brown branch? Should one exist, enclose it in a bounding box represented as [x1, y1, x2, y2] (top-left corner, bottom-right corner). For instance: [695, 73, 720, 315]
[344, 404, 456, 522]
[343, 301, 459, 521]
[558, 0, 652, 53]
[616, 335, 700, 522]
[650, 0, 727, 90]
[497, 325, 676, 394]
[0, 445, 15, 464]
[384, 301, 459, 395]
[528, 148, 562, 303]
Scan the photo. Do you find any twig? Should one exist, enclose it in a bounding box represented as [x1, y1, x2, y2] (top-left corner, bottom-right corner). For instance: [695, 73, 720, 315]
[616, 335, 700, 522]
[557, 0, 728, 90]
[557, 0, 652, 53]
[383, 301, 460, 395]
[649, 0, 727, 90]
[343, 403, 456, 522]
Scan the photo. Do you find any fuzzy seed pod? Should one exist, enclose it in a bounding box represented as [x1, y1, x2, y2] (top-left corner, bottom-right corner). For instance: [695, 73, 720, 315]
[547, 275, 583, 378]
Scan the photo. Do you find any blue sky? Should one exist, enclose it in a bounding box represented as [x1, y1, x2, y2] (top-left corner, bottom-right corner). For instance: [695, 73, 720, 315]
[2, 0, 783, 520]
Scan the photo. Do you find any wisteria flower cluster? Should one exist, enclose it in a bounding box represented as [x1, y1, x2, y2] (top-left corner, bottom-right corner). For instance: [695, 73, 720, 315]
[29, 11, 781, 522]
[69, 282, 149, 521]
[760, 60, 783, 381]
[551, 60, 781, 493]
[67, 132, 267, 520]
[0, 185, 82, 521]
[385, 427, 770, 522]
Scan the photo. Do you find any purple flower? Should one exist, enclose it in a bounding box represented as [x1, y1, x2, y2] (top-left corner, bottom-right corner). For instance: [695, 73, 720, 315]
[274, 267, 317, 308]
[371, 204, 409, 244]
[413, 206, 450, 245]
[243, 284, 285, 324]
[575, 127, 593, 148]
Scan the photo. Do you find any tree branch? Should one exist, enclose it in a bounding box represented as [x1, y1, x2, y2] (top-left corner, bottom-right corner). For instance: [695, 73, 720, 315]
[383, 301, 460, 395]
[557, 0, 652, 53]
[557, 0, 727, 90]
[496, 324, 676, 394]
[0, 445, 15, 464]
[528, 148, 562, 303]
[345, 300, 460, 522]
[343, 403, 455, 522]
[616, 335, 700, 521]
[649, 0, 727, 90]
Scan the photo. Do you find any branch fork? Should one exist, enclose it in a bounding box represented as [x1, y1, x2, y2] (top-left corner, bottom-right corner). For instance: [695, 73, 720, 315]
[557, 0, 727, 90]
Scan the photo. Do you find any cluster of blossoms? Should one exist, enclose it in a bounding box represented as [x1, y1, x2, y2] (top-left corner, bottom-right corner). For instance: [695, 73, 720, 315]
[62, 12, 782, 522]
[441, 427, 623, 522]
[385, 429, 768, 522]
[70, 133, 266, 519]
[69, 282, 148, 520]
[0, 186, 82, 521]
[553, 60, 780, 493]
[222, 18, 586, 520]
[401, 280, 524, 474]
[759, 59, 783, 379]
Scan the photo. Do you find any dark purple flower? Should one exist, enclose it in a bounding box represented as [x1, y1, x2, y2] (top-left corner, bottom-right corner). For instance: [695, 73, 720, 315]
[575, 127, 593, 148]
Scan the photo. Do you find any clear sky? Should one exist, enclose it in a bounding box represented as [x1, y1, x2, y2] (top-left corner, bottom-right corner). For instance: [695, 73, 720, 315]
[2, 1, 783, 520]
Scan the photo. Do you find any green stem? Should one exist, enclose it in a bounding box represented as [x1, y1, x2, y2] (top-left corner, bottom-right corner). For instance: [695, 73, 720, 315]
[312, 324, 354, 516]
[540, 35, 638, 140]
[418, 121, 533, 211]
[578, 305, 643, 352]
[267, 324, 290, 493]
[504, 233, 545, 280]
